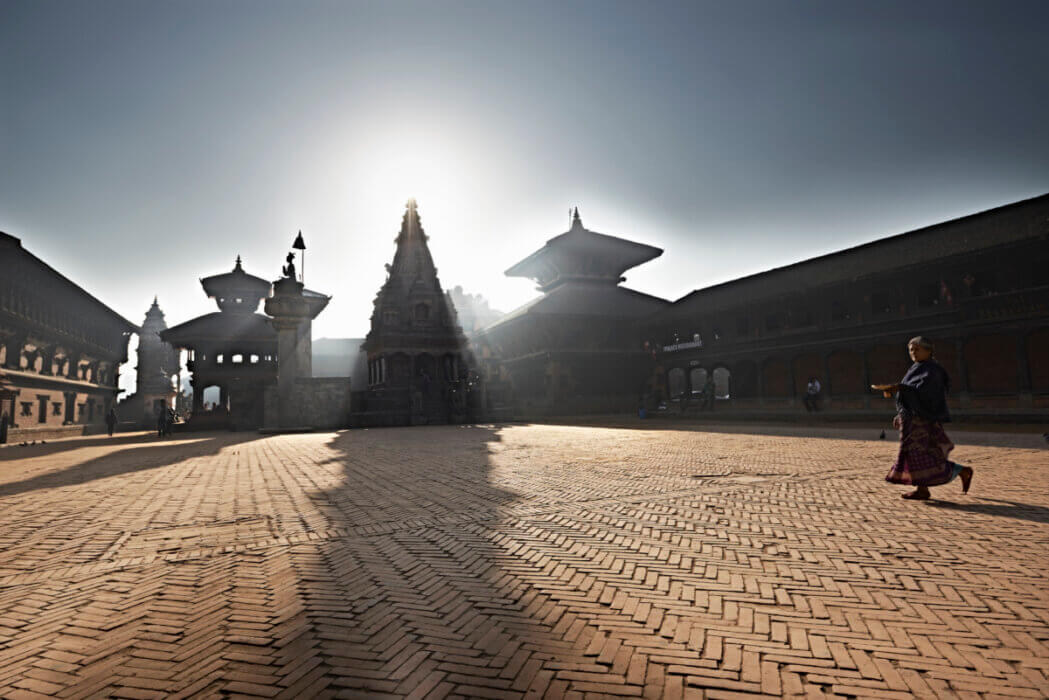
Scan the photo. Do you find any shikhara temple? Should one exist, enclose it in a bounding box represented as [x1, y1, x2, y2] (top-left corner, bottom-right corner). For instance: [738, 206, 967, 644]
[353, 199, 473, 426]
[2, 192, 1048, 442]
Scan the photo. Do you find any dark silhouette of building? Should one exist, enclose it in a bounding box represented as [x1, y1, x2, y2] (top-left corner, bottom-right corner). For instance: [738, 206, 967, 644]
[641, 193, 1049, 420]
[0, 231, 135, 441]
[353, 200, 472, 425]
[473, 209, 670, 416]
[118, 297, 180, 427]
[161, 256, 279, 430]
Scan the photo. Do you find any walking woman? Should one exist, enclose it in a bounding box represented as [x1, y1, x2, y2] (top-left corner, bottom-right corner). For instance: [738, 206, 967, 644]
[873, 336, 973, 500]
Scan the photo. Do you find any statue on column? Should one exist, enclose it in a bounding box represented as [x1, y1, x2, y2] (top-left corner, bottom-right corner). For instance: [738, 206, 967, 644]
[282, 252, 297, 281]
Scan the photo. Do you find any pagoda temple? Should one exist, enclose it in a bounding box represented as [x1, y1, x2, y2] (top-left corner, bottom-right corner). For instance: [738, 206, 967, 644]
[161, 256, 280, 430]
[353, 200, 472, 425]
[473, 209, 669, 415]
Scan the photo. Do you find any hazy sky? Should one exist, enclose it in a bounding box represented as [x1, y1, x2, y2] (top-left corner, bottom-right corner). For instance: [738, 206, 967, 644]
[3, 2, 1048, 360]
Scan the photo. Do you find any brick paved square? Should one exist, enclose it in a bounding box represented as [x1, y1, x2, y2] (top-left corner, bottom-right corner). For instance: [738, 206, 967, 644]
[0, 423, 1047, 698]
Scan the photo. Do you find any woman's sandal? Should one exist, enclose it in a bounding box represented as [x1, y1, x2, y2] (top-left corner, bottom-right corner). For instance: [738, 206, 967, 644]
[959, 467, 973, 494]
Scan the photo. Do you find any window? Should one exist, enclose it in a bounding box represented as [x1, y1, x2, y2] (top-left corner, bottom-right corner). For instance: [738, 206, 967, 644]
[232, 354, 243, 363]
[250, 354, 259, 363]
[216, 354, 224, 364]
[52, 402, 62, 416]
[20, 402, 32, 417]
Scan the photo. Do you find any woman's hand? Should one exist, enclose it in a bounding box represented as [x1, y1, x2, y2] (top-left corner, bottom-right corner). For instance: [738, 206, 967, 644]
[871, 383, 898, 397]
[893, 414, 902, 430]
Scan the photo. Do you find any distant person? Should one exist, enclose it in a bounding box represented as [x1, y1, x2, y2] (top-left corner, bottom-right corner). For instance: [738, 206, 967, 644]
[701, 376, 715, 410]
[873, 336, 973, 500]
[0, 410, 8, 444]
[105, 408, 117, 436]
[803, 377, 822, 412]
[156, 408, 167, 438]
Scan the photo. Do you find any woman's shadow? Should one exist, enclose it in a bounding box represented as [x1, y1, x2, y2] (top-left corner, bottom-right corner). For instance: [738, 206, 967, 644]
[924, 496, 1049, 523]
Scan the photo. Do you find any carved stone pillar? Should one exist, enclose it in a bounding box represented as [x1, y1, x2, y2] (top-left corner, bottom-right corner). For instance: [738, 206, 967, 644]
[66, 352, 83, 380]
[38, 345, 56, 376]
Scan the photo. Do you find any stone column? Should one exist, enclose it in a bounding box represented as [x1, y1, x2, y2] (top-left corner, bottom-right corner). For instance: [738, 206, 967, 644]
[38, 344, 55, 376]
[191, 380, 204, 413]
[822, 352, 833, 410]
[265, 278, 312, 429]
[954, 338, 971, 407]
[755, 359, 765, 406]
[861, 347, 872, 409]
[66, 352, 82, 380]
[1017, 331, 1033, 408]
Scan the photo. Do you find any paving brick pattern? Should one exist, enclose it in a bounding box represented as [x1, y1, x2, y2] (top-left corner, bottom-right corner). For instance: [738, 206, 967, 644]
[0, 423, 1046, 698]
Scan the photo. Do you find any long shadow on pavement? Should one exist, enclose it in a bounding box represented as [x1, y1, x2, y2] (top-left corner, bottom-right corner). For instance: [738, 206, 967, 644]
[286, 424, 568, 697]
[0, 431, 264, 499]
[925, 496, 1049, 523]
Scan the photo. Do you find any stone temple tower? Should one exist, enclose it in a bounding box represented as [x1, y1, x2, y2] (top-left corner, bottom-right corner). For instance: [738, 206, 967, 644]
[357, 200, 471, 424]
[128, 297, 180, 425]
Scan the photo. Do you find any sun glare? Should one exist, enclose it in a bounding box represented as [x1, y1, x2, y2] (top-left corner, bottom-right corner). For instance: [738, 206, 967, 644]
[346, 129, 477, 225]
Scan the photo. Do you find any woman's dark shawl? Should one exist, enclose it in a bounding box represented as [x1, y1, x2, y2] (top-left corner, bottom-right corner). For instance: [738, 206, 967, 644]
[896, 359, 951, 423]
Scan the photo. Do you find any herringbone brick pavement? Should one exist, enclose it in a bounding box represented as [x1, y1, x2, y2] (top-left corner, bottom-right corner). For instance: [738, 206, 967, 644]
[0, 423, 1046, 698]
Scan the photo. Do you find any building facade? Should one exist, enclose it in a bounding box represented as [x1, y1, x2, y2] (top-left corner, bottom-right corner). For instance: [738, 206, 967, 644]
[641, 193, 1049, 419]
[0, 231, 135, 442]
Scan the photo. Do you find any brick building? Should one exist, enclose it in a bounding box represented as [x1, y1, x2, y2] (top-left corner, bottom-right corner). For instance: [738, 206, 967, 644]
[0, 232, 135, 442]
[641, 193, 1049, 419]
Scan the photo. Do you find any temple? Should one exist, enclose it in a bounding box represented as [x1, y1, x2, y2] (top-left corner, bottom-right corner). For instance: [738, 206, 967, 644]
[473, 209, 670, 415]
[118, 298, 180, 427]
[352, 200, 473, 425]
[161, 256, 279, 430]
[0, 231, 135, 442]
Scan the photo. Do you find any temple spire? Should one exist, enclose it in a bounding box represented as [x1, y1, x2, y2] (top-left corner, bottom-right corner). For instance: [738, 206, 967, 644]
[572, 207, 582, 228]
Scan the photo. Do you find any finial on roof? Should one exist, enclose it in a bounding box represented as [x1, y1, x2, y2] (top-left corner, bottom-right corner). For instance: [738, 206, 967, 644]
[572, 207, 582, 228]
[234, 255, 243, 271]
[153, 295, 158, 305]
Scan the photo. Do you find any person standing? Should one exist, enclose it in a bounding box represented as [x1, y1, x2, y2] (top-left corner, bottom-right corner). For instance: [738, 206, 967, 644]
[0, 410, 8, 445]
[702, 376, 715, 410]
[105, 407, 117, 436]
[803, 377, 822, 412]
[874, 336, 973, 500]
